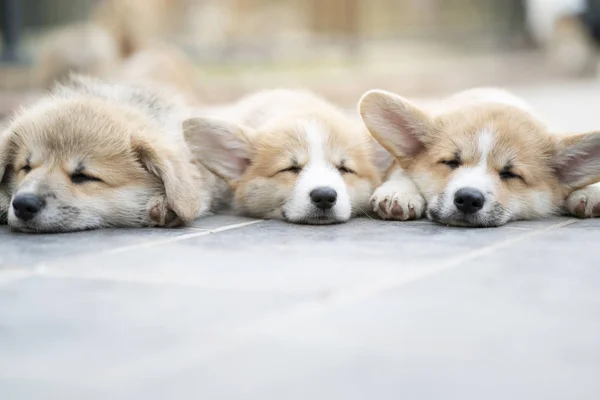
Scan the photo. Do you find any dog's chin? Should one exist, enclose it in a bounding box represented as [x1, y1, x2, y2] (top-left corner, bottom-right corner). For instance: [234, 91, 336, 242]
[426, 208, 506, 228]
[281, 209, 346, 225]
[8, 218, 95, 234]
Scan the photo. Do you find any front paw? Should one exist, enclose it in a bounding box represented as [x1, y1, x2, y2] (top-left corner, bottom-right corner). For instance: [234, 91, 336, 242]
[566, 186, 600, 218]
[370, 188, 425, 221]
[148, 196, 183, 227]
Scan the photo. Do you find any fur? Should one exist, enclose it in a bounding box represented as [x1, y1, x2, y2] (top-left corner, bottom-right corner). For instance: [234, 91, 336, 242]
[360, 87, 600, 227]
[0, 75, 227, 233]
[184, 89, 390, 224]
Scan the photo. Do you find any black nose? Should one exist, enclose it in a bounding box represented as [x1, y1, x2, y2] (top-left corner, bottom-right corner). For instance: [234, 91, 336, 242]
[454, 188, 485, 214]
[12, 194, 46, 221]
[310, 187, 337, 210]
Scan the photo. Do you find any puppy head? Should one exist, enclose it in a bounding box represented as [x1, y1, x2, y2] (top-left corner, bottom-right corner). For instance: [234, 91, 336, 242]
[360, 90, 600, 227]
[184, 112, 383, 224]
[0, 98, 202, 233]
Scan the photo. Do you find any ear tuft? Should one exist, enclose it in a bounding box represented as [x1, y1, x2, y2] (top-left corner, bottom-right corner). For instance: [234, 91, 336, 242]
[359, 90, 432, 161]
[183, 117, 252, 183]
[555, 131, 600, 190]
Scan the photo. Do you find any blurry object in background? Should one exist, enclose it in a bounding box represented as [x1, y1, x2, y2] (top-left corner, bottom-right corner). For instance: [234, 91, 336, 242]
[0, 0, 575, 105]
[548, 12, 596, 76]
[525, 0, 600, 77]
[525, 0, 585, 44]
[0, 0, 22, 63]
[113, 45, 205, 105]
[580, 0, 600, 42]
[37, 23, 120, 87]
[35, 0, 184, 87]
[93, 0, 183, 58]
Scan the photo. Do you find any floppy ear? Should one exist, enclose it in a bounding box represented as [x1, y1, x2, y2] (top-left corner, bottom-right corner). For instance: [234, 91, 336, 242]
[182, 117, 252, 183]
[131, 134, 202, 223]
[0, 122, 17, 179]
[554, 131, 600, 190]
[0, 128, 17, 224]
[359, 90, 433, 162]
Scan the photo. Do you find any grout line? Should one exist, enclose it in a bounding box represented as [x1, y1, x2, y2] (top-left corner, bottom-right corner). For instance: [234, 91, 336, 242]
[25, 219, 264, 271]
[0, 220, 265, 285]
[208, 220, 265, 233]
[88, 220, 263, 256]
[95, 218, 580, 381]
[248, 218, 579, 333]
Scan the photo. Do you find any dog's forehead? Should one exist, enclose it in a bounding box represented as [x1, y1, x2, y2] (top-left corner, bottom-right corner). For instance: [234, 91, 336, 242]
[13, 103, 137, 157]
[434, 106, 553, 162]
[255, 115, 365, 167]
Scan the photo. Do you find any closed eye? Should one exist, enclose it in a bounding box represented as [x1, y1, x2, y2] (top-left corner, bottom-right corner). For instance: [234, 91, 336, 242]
[21, 165, 32, 174]
[499, 169, 523, 181]
[278, 166, 302, 174]
[439, 159, 461, 170]
[337, 165, 355, 174]
[71, 172, 103, 184]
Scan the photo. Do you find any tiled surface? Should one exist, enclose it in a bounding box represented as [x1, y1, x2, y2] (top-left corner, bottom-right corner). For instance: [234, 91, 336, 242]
[2, 82, 600, 399]
[1, 215, 598, 400]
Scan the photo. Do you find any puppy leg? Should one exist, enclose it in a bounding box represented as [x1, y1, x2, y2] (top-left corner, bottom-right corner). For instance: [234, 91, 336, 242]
[370, 165, 424, 220]
[566, 182, 600, 218]
[148, 195, 183, 227]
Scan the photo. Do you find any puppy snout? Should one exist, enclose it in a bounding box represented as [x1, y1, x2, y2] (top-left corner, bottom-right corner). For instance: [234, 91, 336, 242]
[454, 188, 485, 214]
[12, 194, 46, 221]
[310, 187, 337, 210]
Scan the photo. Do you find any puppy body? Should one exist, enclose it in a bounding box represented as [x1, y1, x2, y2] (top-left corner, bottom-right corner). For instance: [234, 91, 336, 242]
[0, 75, 226, 232]
[185, 89, 387, 224]
[360, 88, 600, 227]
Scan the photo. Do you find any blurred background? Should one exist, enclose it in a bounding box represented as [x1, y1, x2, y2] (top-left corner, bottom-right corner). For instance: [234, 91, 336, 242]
[0, 0, 598, 112]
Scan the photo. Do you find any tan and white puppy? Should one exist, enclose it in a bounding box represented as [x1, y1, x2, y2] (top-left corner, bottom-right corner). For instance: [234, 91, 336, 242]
[184, 89, 387, 224]
[360, 88, 600, 227]
[0, 75, 225, 233]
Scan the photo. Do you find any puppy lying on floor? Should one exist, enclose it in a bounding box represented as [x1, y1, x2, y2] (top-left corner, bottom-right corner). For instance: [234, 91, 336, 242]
[184, 89, 390, 224]
[0, 75, 227, 232]
[360, 88, 600, 227]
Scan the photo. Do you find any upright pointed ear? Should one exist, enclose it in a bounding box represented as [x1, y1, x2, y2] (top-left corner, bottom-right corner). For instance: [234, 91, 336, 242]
[359, 90, 433, 163]
[131, 134, 203, 223]
[554, 131, 600, 190]
[182, 117, 253, 183]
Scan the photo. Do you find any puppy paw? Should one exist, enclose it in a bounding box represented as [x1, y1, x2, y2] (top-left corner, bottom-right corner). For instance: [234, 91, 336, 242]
[148, 196, 183, 227]
[370, 186, 425, 221]
[566, 185, 600, 218]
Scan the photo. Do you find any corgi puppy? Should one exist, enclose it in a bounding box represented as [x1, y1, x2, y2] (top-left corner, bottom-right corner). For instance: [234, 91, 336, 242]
[359, 88, 600, 227]
[184, 89, 388, 224]
[0, 75, 227, 233]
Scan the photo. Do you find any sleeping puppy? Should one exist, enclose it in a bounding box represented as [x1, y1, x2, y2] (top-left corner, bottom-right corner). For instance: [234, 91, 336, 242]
[184, 89, 388, 224]
[0, 75, 226, 233]
[359, 87, 600, 227]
